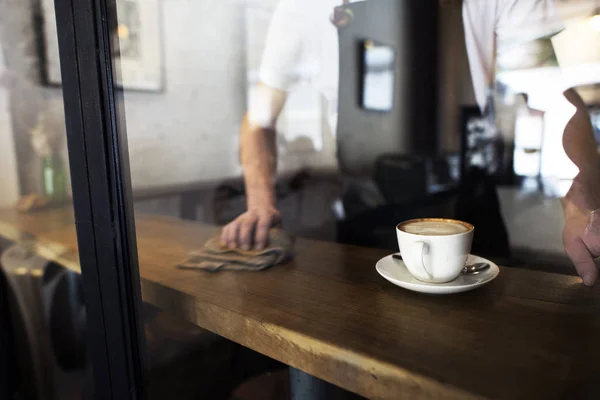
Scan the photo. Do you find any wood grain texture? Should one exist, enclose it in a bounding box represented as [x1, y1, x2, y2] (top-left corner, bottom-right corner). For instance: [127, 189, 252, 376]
[1, 207, 599, 400]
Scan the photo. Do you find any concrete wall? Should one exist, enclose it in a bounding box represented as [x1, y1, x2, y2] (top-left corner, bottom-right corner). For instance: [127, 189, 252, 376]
[0, 0, 45, 196]
[121, 0, 245, 189]
[0, 39, 20, 208]
[4, 0, 589, 199]
[0, 0, 248, 194]
[0, 0, 338, 197]
[0, 0, 479, 198]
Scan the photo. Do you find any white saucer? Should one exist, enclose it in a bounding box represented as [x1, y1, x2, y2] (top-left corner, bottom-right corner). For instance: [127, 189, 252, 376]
[376, 254, 499, 295]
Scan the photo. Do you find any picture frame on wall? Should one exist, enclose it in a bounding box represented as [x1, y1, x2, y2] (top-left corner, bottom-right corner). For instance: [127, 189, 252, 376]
[41, 0, 163, 91]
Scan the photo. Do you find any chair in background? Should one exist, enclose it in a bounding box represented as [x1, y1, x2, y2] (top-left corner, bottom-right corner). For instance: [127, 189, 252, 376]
[337, 189, 459, 250]
[337, 159, 511, 260]
[0, 242, 273, 400]
[374, 154, 428, 206]
[337, 153, 459, 251]
[1, 244, 86, 400]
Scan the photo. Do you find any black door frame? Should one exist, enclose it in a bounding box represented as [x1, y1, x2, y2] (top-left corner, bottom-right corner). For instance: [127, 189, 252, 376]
[53, 0, 146, 398]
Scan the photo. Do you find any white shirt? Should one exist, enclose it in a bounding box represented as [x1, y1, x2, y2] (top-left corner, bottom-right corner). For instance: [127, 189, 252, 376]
[253, 0, 356, 131]
[257, 0, 564, 126]
[463, 0, 564, 110]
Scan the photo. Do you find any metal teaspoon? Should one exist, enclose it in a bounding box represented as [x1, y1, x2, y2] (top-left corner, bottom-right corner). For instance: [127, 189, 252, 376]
[392, 255, 490, 275]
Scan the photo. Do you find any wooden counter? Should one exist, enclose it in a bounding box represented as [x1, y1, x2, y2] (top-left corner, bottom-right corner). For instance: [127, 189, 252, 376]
[0, 207, 599, 399]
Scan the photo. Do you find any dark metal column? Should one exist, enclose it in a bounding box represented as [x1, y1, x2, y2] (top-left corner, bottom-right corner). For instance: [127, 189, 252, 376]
[53, 0, 146, 398]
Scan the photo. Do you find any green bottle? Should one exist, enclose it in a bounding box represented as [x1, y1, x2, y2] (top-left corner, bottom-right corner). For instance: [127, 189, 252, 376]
[42, 154, 67, 205]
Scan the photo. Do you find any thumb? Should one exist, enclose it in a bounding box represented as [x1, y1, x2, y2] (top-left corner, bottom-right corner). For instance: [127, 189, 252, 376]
[565, 237, 598, 286]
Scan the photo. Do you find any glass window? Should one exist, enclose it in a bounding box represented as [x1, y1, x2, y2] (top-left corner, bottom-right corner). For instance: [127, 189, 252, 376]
[0, 3, 87, 398]
[3, 0, 599, 398]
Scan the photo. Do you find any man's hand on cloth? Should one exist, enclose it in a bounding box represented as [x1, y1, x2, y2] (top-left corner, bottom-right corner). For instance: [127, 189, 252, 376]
[220, 205, 282, 251]
[179, 228, 293, 272]
[563, 173, 600, 286]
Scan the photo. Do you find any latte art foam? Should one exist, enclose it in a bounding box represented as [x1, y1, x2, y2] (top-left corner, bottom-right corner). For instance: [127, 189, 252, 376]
[401, 220, 469, 236]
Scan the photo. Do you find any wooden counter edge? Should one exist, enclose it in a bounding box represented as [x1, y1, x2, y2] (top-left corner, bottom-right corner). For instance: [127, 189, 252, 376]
[143, 280, 487, 400]
[0, 218, 487, 400]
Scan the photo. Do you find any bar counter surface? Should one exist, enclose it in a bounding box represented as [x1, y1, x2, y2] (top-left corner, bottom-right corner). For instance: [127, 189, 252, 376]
[0, 207, 599, 400]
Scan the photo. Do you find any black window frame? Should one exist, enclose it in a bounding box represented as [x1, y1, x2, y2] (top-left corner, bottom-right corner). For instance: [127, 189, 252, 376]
[53, 0, 146, 398]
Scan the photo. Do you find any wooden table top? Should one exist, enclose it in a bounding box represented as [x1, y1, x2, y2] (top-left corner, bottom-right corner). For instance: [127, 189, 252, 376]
[1, 207, 599, 400]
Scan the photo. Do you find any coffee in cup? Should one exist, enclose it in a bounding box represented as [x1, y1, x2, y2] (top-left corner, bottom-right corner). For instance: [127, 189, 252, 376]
[396, 218, 474, 283]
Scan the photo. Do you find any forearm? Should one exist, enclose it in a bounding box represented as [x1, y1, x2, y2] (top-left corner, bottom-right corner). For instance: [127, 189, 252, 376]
[562, 89, 600, 178]
[240, 114, 277, 209]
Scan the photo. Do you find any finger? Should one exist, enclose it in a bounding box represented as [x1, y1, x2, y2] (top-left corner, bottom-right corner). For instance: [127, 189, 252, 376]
[565, 237, 598, 286]
[254, 217, 272, 250]
[225, 222, 240, 248]
[220, 225, 230, 246]
[239, 218, 256, 251]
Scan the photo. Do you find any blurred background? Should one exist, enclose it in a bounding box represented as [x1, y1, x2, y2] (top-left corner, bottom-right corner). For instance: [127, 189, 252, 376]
[2, 0, 597, 263]
[0, 0, 600, 398]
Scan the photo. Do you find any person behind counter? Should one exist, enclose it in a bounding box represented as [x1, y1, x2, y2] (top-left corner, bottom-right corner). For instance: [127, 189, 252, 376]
[221, 0, 600, 286]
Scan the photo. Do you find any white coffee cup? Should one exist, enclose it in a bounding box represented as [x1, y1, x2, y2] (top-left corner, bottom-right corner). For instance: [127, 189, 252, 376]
[396, 218, 474, 283]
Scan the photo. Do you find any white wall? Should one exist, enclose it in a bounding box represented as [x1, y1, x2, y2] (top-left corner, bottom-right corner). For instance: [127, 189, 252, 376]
[0, 41, 20, 208]
[119, 0, 245, 189]
[44, 0, 333, 193]
[120, 0, 337, 191]
[34, 0, 249, 191]
[1, 0, 465, 196]
[2, 0, 476, 196]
